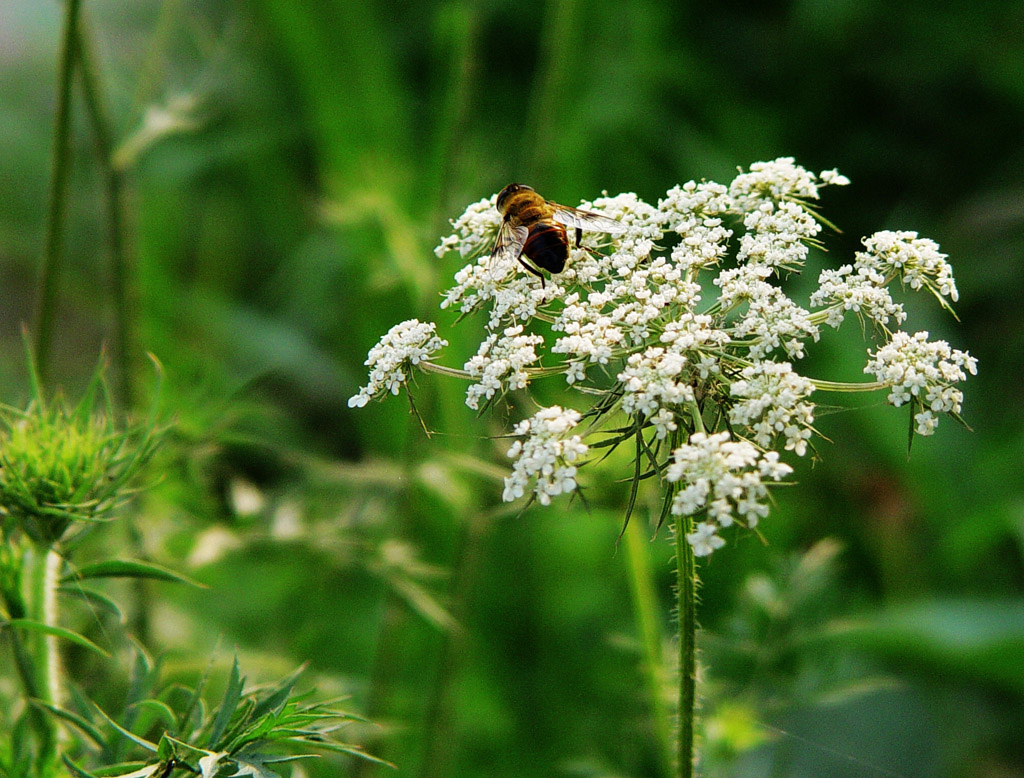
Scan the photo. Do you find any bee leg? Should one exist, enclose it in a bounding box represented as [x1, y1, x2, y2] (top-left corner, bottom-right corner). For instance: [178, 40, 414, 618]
[517, 255, 547, 288]
[572, 229, 604, 258]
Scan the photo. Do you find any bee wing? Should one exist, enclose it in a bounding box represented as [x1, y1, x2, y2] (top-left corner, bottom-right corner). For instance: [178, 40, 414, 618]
[549, 203, 626, 234]
[490, 220, 529, 264]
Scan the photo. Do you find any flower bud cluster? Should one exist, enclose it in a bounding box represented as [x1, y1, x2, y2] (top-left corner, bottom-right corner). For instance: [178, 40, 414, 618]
[464, 325, 544, 410]
[502, 406, 589, 505]
[348, 319, 448, 408]
[864, 330, 977, 435]
[666, 432, 794, 556]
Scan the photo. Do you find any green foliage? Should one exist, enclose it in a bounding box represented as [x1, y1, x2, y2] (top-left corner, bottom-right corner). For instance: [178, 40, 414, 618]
[56, 657, 386, 778]
[1, 1, 1022, 777]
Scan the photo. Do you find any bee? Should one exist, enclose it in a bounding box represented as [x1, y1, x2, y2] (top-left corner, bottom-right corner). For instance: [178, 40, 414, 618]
[491, 183, 625, 284]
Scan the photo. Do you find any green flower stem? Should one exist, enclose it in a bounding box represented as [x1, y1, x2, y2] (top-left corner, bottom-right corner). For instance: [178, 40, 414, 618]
[621, 518, 674, 778]
[419, 360, 473, 380]
[41, 548, 64, 714]
[75, 21, 136, 407]
[26, 546, 64, 711]
[35, 0, 83, 381]
[15, 544, 63, 765]
[674, 510, 697, 778]
[810, 378, 886, 392]
[675, 403, 703, 777]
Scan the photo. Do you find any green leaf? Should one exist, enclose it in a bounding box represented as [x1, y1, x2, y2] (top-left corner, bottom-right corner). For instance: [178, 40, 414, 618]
[100, 765, 162, 778]
[64, 559, 205, 587]
[31, 700, 106, 748]
[58, 584, 125, 621]
[6, 618, 111, 657]
[62, 755, 101, 778]
[230, 755, 281, 778]
[250, 665, 306, 719]
[93, 702, 160, 753]
[128, 699, 179, 733]
[209, 656, 245, 748]
[303, 741, 395, 768]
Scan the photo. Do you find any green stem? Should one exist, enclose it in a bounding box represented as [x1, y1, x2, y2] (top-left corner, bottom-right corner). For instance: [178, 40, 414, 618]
[41, 549, 64, 714]
[35, 0, 83, 381]
[674, 512, 697, 778]
[810, 378, 886, 393]
[622, 518, 674, 778]
[15, 545, 64, 766]
[419, 360, 473, 380]
[76, 20, 137, 408]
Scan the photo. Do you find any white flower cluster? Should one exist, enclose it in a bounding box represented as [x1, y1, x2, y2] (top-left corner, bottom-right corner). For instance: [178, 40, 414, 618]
[716, 266, 819, 360]
[659, 180, 733, 232]
[551, 290, 627, 382]
[811, 263, 906, 329]
[864, 330, 977, 436]
[666, 432, 793, 556]
[578, 191, 666, 258]
[728, 361, 816, 456]
[729, 157, 849, 209]
[857, 231, 959, 305]
[503, 406, 589, 505]
[464, 325, 545, 410]
[737, 200, 821, 271]
[618, 347, 695, 420]
[433, 195, 501, 260]
[353, 159, 973, 557]
[348, 319, 447, 408]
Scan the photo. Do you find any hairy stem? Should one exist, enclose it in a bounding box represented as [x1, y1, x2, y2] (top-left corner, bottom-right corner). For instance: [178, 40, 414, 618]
[674, 511, 697, 778]
[42, 549, 64, 714]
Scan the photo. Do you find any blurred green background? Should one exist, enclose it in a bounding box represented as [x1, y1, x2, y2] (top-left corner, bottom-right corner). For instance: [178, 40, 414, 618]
[1, 0, 1022, 776]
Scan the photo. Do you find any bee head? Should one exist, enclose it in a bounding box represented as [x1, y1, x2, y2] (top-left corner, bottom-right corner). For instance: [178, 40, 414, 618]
[496, 183, 534, 214]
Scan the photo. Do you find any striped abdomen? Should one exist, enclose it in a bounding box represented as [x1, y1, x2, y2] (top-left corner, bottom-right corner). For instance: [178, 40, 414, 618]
[523, 221, 569, 273]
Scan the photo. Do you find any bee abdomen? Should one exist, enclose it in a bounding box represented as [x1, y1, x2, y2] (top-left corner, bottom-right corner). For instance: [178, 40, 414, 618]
[523, 222, 569, 273]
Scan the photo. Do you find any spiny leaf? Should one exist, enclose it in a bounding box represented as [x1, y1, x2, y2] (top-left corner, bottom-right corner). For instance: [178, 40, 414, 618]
[5, 618, 111, 657]
[65, 559, 204, 588]
[30, 699, 106, 748]
[208, 656, 245, 748]
[249, 665, 306, 719]
[93, 701, 159, 753]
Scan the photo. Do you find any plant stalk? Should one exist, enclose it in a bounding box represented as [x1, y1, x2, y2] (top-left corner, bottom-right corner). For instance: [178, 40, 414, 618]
[622, 518, 674, 778]
[15, 544, 64, 765]
[41, 548, 64, 715]
[674, 512, 697, 778]
[76, 19, 137, 408]
[35, 0, 83, 381]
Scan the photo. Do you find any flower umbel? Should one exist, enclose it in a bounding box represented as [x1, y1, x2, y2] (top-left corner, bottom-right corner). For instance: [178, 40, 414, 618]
[666, 432, 793, 556]
[502, 406, 588, 506]
[348, 319, 448, 408]
[352, 158, 974, 556]
[864, 330, 977, 436]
